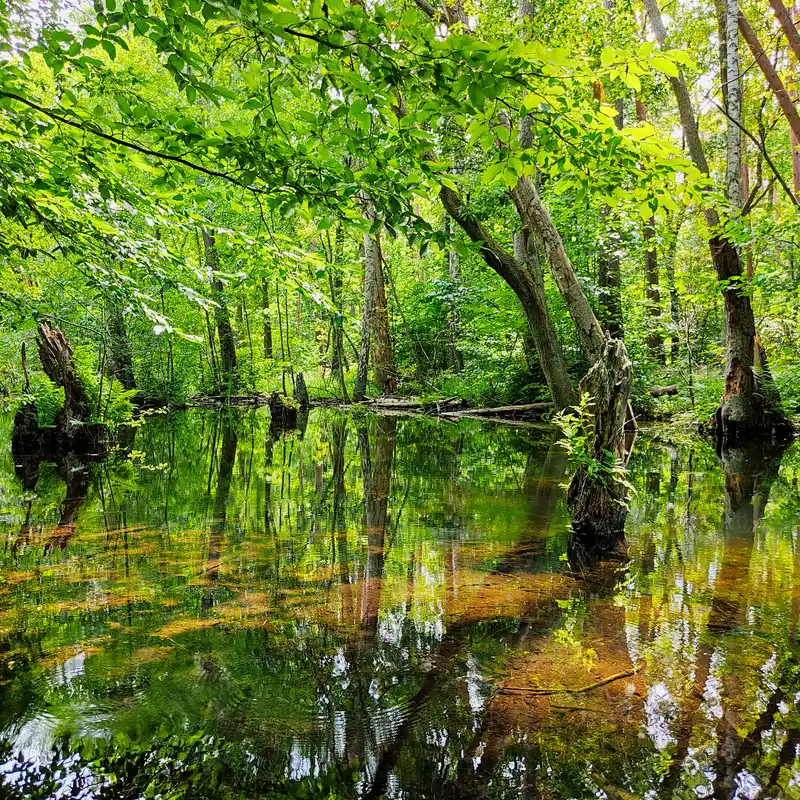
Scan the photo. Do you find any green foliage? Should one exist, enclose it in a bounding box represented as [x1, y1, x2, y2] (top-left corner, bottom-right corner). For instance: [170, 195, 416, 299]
[25, 375, 64, 428]
[553, 391, 634, 501]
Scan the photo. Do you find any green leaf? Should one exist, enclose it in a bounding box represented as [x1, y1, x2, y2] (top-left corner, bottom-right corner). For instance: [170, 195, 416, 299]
[649, 55, 679, 77]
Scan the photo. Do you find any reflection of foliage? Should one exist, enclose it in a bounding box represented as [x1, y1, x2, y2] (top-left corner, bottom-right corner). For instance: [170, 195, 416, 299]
[1, 411, 800, 798]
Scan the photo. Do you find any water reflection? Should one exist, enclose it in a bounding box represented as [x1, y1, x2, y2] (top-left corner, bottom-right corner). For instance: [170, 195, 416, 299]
[0, 410, 798, 799]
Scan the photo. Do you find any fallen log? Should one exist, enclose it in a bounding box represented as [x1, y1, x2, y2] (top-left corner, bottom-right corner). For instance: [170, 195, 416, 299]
[647, 384, 679, 398]
[442, 402, 553, 419]
[360, 396, 467, 412]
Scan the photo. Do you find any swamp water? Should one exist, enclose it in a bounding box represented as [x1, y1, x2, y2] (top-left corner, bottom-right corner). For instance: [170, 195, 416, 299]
[0, 409, 799, 799]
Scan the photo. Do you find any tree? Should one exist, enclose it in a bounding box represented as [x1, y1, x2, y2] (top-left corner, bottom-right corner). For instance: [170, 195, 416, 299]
[644, 0, 791, 442]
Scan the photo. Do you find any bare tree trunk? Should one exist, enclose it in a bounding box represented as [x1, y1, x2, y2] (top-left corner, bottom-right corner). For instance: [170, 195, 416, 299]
[202, 229, 238, 391]
[644, 218, 664, 359]
[510, 177, 633, 538]
[597, 100, 625, 338]
[37, 322, 91, 427]
[725, 0, 743, 210]
[444, 213, 464, 372]
[261, 278, 273, 359]
[738, 13, 800, 145]
[768, 0, 800, 61]
[440, 186, 575, 410]
[107, 305, 136, 391]
[353, 232, 376, 402]
[371, 236, 397, 393]
[645, 0, 790, 441]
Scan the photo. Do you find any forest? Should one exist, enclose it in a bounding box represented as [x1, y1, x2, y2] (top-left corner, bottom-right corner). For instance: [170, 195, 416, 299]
[1, 0, 800, 797]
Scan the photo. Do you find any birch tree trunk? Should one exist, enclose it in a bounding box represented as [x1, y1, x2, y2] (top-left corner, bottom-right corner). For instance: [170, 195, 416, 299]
[724, 0, 743, 210]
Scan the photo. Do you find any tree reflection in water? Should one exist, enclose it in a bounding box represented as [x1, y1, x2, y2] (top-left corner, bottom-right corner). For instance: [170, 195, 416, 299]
[0, 409, 799, 799]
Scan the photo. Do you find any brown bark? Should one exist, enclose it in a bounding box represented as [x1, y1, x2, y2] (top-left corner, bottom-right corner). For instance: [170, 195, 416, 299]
[738, 13, 800, 143]
[202, 229, 238, 390]
[645, 0, 790, 440]
[510, 177, 634, 538]
[37, 322, 92, 426]
[372, 238, 397, 393]
[768, 0, 800, 61]
[261, 278, 273, 359]
[440, 185, 575, 410]
[107, 306, 136, 391]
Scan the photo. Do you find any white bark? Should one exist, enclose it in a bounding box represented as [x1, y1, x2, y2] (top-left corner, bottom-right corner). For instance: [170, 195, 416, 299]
[725, 0, 743, 209]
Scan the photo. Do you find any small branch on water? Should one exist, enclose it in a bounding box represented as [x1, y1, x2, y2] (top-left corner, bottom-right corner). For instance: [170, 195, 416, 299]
[498, 661, 645, 696]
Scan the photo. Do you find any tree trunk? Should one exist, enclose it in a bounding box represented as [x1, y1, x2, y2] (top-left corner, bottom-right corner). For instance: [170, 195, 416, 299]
[440, 185, 575, 410]
[353, 232, 376, 402]
[724, 0, 743, 210]
[37, 322, 91, 426]
[330, 224, 346, 374]
[107, 305, 136, 391]
[597, 212, 624, 339]
[645, 0, 790, 440]
[643, 218, 664, 359]
[738, 13, 800, 145]
[510, 177, 634, 539]
[371, 234, 397, 394]
[768, 0, 800, 61]
[13, 322, 107, 455]
[261, 278, 273, 359]
[597, 99, 625, 339]
[664, 217, 683, 362]
[202, 229, 238, 391]
[444, 213, 464, 372]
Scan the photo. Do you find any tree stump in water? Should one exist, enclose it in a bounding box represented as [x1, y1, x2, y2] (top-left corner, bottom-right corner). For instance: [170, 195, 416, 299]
[12, 323, 108, 457]
[269, 393, 299, 436]
[566, 335, 634, 540]
[294, 371, 309, 409]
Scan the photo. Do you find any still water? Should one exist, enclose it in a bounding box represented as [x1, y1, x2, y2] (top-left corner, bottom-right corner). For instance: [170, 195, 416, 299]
[0, 409, 799, 799]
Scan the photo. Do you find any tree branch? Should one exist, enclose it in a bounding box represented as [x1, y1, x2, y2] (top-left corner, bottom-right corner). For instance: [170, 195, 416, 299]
[1, 91, 270, 195]
[711, 100, 800, 209]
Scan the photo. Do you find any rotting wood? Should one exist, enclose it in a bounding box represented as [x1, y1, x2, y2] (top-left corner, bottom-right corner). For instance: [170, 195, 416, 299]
[648, 385, 679, 398]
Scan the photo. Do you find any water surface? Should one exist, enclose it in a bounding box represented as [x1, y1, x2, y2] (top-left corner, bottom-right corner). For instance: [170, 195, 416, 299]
[0, 409, 799, 799]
